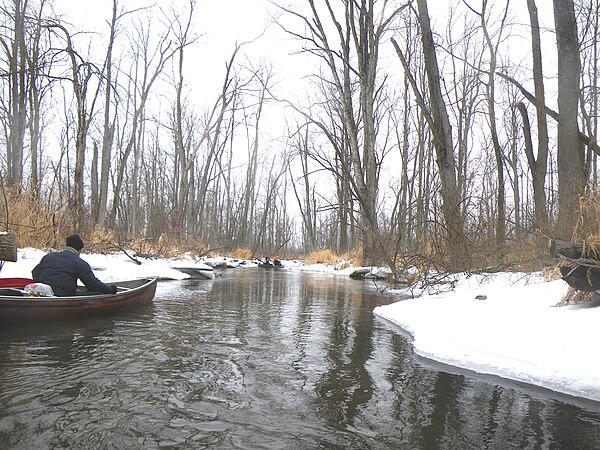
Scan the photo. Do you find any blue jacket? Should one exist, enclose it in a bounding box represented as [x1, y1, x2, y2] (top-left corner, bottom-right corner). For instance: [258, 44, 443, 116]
[32, 247, 116, 296]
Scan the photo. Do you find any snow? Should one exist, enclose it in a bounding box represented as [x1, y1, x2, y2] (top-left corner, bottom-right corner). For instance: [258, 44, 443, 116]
[2, 248, 190, 281]
[2, 248, 599, 403]
[374, 272, 600, 403]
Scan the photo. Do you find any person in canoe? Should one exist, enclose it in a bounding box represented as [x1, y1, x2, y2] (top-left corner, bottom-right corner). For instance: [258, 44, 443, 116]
[31, 234, 118, 296]
[273, 256, 282, 266]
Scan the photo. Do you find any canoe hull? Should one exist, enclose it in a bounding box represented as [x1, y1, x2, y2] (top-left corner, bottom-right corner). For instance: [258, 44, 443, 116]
[0, 277, 158, 321]
[258, 263, 284, 269]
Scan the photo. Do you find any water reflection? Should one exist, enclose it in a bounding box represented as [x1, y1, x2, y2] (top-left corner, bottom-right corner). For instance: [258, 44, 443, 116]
[1, 270, 600, 449]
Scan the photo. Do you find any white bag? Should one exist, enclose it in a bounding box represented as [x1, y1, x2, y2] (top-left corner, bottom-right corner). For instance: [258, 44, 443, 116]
[24, 283, 55, 297]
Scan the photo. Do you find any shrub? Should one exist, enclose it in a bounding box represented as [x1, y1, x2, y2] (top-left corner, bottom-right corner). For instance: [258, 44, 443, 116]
[85, 228, 119, 254]
[0, 188, 71, 250]
[230, 247, 252, 260]
[574, 184, 600, 243]
[304, 249, 337, 265]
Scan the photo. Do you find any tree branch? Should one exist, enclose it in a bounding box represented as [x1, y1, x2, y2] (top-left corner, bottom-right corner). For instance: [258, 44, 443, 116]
[497, 71, 600, 155]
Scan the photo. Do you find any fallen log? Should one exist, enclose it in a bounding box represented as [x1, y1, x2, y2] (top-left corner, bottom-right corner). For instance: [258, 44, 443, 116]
[558, 263, 600, 292]
[349, 267, 372, 280]
[550, 239, 600, 260]
[348, 267, 391, 280]
[550, 239, 600, 291]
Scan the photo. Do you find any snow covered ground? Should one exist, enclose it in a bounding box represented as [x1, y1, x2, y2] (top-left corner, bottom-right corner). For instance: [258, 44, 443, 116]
[374, 272, 600, 403]
[2, 248, 598, 403]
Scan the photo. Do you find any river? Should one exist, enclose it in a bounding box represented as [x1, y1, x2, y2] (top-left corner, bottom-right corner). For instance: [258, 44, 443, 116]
[1, 269, 600, 449]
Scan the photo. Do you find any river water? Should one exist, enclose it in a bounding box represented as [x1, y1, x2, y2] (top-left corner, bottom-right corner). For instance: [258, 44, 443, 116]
[1, 269, 600, 449]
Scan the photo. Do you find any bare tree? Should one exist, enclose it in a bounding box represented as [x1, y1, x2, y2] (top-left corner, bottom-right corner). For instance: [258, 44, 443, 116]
[279, 0, 408, 266]
[465, 0, 511, 259]
[553, 0, 585, 239]
[46, 22, 103, 231]
[95, 0, 143, 227]
[289, 123, 318, 252]
[194, 49, 246, 241]
[169, 0, 198, 237]
[109, 16, 178, 230]
[577, 0, 600, 183]
[24, 0, 53, 200]
[444, 5, 484, 248]
[1, 0, 27, 188]
[238, 67, 263, 248]
[523, 0, 549, 232]
[393, 0, 469, 270]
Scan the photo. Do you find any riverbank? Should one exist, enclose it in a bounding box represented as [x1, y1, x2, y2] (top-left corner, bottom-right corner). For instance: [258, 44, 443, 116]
[374, 272, 600, 403]
[3, 248, 598, 403]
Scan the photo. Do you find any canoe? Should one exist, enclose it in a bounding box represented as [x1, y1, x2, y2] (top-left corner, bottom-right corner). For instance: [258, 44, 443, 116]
[258, 263, 284, 269]
[0, 277, 158, 321]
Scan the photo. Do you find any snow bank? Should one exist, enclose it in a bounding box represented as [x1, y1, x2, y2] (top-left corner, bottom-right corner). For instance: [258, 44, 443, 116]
[374, 273, 600, 402]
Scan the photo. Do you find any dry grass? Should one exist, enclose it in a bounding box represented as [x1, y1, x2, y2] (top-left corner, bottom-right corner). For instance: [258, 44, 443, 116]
[84, 228, 119, 254]
[127, 233, 209, 259]
[0, 188, 72, 250]
[0, 187, 225, 260]
[304, 249, 338, 265]
[503, 232, 555, 272]
[230, 247, 253, 260]
[541, 265, 562, 282]
[304, 247, 362, 268]
[573, 185, 600, 243]
[11, 183, 600, 274]
[341, 247, 363, 264]
[552, 185, 600, 305]
[555, 287, 600, 306]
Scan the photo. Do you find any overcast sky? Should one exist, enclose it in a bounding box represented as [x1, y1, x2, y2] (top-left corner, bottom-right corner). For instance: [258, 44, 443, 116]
[53, 0, 302, 95]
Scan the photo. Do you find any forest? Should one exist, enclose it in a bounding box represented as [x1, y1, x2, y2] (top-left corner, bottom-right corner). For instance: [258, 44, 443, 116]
[0, 0, 598, 279]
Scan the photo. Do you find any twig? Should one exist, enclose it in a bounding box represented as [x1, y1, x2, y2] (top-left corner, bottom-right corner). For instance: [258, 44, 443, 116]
[111, 242, 142, 265]
[194, 245, 227, 261]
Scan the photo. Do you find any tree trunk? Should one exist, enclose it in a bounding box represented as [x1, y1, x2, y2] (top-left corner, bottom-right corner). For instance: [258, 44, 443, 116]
[478, 0, 509, 260]
[74, 104, 88, 231]
[517, 102, 548, 232]
[7, 0, 27, 189]
[526, 0, 549, 231]
[175, 42, 188, 236]
[96, 0, 118, 228]
[553, 0, 585, 239]
[91, 140, 99, 212]
[411, 0, 468, 270]
[352, 0, 380, 265]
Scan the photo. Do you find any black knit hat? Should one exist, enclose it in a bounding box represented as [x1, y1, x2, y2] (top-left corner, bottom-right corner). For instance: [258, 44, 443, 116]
[66, 234, 84, 251]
